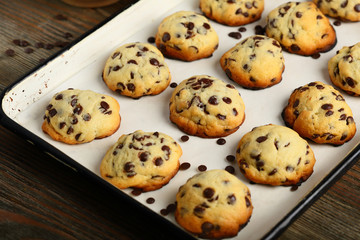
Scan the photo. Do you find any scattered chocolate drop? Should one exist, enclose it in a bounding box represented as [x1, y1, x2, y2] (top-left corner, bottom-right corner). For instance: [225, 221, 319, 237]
[226, 155, 236, 162]
[5, 49, 15, 57]
[238, 27, 247, 32]
[290, 185, 299, 191]
[311, 53, 321, 59]
[198, 165, 207, 172]
[333, 20, 341, 26]
[13, 39, 30, 47]
[228, 32, 242, 39]
[216, 138, 226, 145]
[24, 47, 34, 54]
[179, 162, 191, 170]
[225, 166, 235, 174]
[54, 14, 68, 20]
[147, 36, 155, 43]
[170, 82, 178, 88]
[131, 188, 142, 196]
[146, 197, 155, 204]
[254, 25, 265, 35]
[180, 135, 189, 142]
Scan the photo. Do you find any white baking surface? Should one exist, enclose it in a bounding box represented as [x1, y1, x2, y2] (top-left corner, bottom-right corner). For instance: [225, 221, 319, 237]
[2, 0, 360, 239]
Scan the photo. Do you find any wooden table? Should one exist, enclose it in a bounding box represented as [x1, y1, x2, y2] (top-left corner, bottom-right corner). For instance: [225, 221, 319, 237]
[1, 0, 359, 239]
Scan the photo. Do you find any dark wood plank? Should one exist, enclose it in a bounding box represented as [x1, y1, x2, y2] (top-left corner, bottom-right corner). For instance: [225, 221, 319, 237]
[1, 1, 359, 239]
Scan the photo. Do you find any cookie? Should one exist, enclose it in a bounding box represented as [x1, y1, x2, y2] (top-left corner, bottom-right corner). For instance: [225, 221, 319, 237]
[175, 169, 253, 239]
[313, 0, 360, 22]
[282, 81, 356, 145]
[42, 89, 120, 144]
[169, 75, 246, 138]
[265, 1, 337, 56]
[328, 42, 360, 96]
[102, 42, 171, 98]
[220, 35, 285, 89]
[155, 11, 219, 61]
[236, 124, 316, 186]
[199, 0, 264, 26]
[100, 130, 182, 191]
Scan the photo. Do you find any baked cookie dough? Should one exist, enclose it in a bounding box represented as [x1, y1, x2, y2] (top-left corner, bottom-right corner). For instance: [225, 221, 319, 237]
[265, 1, 337, 56]
[199, 0, 264, 26]
[236, 124, 316, 186]
[220, 35, 285, 89]
[100, 130, 182, 191]
[328, 42, 360, 96]
[313, 0, 360, 22]
[169, 75, 246, 138]
[155, 11, 219, 61]
[282, 81, 356, 145]
[42, 89, 120, 144]
[175, 169, 253, 239]
[102, 42, 171, 98]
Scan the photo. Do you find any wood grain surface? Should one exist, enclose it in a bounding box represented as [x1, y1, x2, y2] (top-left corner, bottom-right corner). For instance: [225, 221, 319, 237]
[1, 0, 359, 239]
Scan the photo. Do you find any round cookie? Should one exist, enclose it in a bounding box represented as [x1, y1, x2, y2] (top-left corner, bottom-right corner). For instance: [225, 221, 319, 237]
[199, 0, 264, 26]
[328, 42, 360, 96]
[155, 11, 219, 61]
[102, 42, 171, 98]
[220, 35, 285, 89]
[236, 124, 316, 186]
[282, 81, 356, 145]
[175, 169, 253, 239]
[313, 0, 360, 22]
[100, 130, 182, 191]
[169, 75, 246, 138]
[42, 89, 120, 144]
[265, 1, 337, 56]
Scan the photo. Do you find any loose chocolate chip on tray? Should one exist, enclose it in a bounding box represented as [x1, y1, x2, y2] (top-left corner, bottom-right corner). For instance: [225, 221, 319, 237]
[170, 82, 178, 88]
[179, 162, 191, 170]
[228, 32, 242, 39]
[238, 27, 247, 32]
[216, 138, 226, 145]
[24, 48, 34, 54]
[198, 165, 207, 172]
[333, 20, 341, 26]
[146, 197, 155, 204]
[180, 135, 189, 142]
[226, 155, 236, 162]
[5, 49, 15, 57]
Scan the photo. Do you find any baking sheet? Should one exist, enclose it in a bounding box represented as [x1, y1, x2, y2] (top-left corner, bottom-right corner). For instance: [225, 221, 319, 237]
[1, 0, 360, 239]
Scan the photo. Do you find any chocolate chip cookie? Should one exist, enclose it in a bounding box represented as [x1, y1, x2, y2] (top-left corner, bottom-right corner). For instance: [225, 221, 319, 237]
[100, 130, 182, 191]
[169, 75, 246, 138]
[42, 89, 120, 144]
[282, 81, 356, 145]
[220, 35, 285, 89]
[236, 124, 316, 186]
[265, 1, 337, 56]
[102, 42, 171, 98]
[314, 0, 360, 22]
[328, 42, 360, 96]
[199, 0, 264, 26]
[175, 169, 253, 239]
[155, 11, 219, 61]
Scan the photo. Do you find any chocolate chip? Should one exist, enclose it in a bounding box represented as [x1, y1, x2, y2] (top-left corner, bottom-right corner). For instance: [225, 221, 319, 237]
[216, 138, 226, 145]
[5, 49, 15, 57]
[162, 32, 171, 42]
[67, 126, 74, 134]
[208, 96, 218, 105]
[238, 27, 246, 32]
[197, 165, 207, 172]
[296, 11, 302, 18]
[225, 166, 235, 174]
[203, 23, 210, 29]
[222, 97, 232, 104]
[154, 157, 163, 166]
[216, 114, 226, 120]
[127, 83, 135, 92]
[49, 108, 57, 117]
[124, 162, 135, 172]
[139, 152, 149, 162]
[290, 44, 300, 52]
[355, 4, 360, 12]
[269, 168, 277, 176]
[179, 162, 191, 170]
[70, 98, 77, 107]
[146, 197, 155, 204]
[286, 166, 294, 172]
[150, 58, 159, 66]
[201, 222, 214, 234]
[227, 194, 236, 205]
[226, 155, 235, 162]
[256, 136, 267, 143]
[54, 14, 67, 20]
[203, 188, 215, 199]
[44, 44, 54, 50]
[311, 53, 321, 59]
[73, 105, 83, 115]
[75, 133, 81, 141]
[245, 196, 251, 207]
[254, 25, 265, 35]
[170, 82, 177, 88]
[147, 36, 155, 43]
[180, 135, 189, 142]
[228, 32, 242, 39]
[131, 188, 142, 196]
[59, 122, 66, 129]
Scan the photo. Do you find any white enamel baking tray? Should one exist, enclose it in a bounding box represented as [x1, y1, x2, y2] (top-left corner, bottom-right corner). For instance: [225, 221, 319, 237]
[1, 0, 360, 239]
